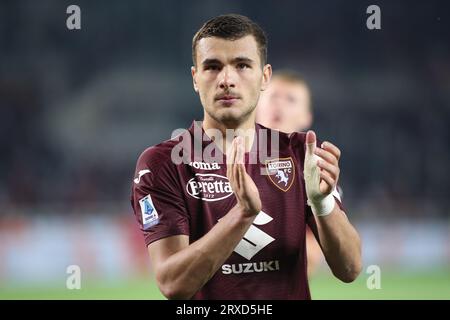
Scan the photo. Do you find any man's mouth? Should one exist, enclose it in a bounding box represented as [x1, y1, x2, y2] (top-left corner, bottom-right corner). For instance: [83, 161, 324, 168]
[272, 115, 281, 123]
[216, 95, 240, 101]
[215, 94, 240, 106]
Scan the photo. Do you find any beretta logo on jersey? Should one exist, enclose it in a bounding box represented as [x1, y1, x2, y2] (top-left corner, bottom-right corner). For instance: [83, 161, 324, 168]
[186, 173, 233, 202]
[265, 157, 295, 192]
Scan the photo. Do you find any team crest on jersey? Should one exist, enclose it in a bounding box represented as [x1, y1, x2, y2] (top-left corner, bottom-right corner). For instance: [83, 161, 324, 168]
[265, 157, 295, 192]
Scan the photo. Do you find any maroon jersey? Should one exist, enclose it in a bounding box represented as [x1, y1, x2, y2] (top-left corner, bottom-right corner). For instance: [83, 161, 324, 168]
[130, 121, 343, 300]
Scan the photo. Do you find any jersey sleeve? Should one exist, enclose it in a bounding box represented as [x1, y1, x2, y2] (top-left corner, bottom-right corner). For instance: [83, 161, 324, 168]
[130, 147, 190, 247]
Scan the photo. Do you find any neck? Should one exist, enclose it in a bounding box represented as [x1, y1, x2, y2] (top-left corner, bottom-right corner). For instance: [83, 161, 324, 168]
[202, 112, 256, 154]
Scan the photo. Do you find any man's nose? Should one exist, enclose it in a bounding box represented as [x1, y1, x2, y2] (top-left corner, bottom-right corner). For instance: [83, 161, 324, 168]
[270, 96, 283, 115]
[218, 66, 236, 89]
[271, 96, 281, 109]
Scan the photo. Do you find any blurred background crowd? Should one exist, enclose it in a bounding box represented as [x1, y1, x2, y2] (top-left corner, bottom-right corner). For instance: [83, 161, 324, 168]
[0, 0, 449, 298]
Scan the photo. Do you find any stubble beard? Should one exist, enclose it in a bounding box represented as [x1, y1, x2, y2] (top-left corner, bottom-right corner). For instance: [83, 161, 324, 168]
[205, 101, 257, 128]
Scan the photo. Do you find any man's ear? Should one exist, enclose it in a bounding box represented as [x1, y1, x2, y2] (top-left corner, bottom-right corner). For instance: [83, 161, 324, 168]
[191, 66, 199, 93]
[261, 64, 272, 91]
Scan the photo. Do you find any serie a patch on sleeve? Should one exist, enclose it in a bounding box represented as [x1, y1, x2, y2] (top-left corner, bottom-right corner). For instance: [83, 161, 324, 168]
[139, 194, 159, 229]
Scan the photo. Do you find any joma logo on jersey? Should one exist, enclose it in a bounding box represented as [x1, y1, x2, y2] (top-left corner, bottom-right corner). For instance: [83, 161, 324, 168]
[265, 157, 295, 192]
[189, 161, 221, 170]
[233, 211, 275, 260]
[186, 173, 233, 202]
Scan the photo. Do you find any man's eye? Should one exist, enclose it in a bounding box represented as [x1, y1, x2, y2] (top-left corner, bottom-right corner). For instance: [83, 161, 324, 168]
[237, 63, 250, 69]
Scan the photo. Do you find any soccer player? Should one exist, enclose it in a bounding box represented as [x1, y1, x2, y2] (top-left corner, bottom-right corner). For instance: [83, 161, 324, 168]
[131, 14, 362, 299]
[256, 71, 313, 135]
[256, 71, 322, 277]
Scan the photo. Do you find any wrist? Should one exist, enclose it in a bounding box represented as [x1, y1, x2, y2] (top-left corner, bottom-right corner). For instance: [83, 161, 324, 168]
[233, 203, 259, 222]
[308, 194, 336, 217]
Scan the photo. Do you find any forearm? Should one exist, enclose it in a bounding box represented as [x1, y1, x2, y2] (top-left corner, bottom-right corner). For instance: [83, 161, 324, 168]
[313, 202, 362, 282]
[157, 204, 255, 299]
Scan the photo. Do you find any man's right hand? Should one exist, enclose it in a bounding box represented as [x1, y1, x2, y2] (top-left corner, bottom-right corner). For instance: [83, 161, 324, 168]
[226, 136, 262, 217]
[148, 136, 263, 299]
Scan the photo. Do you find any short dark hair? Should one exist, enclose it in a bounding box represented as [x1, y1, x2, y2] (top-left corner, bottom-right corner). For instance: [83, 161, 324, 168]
[192, 14, 268, 67]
